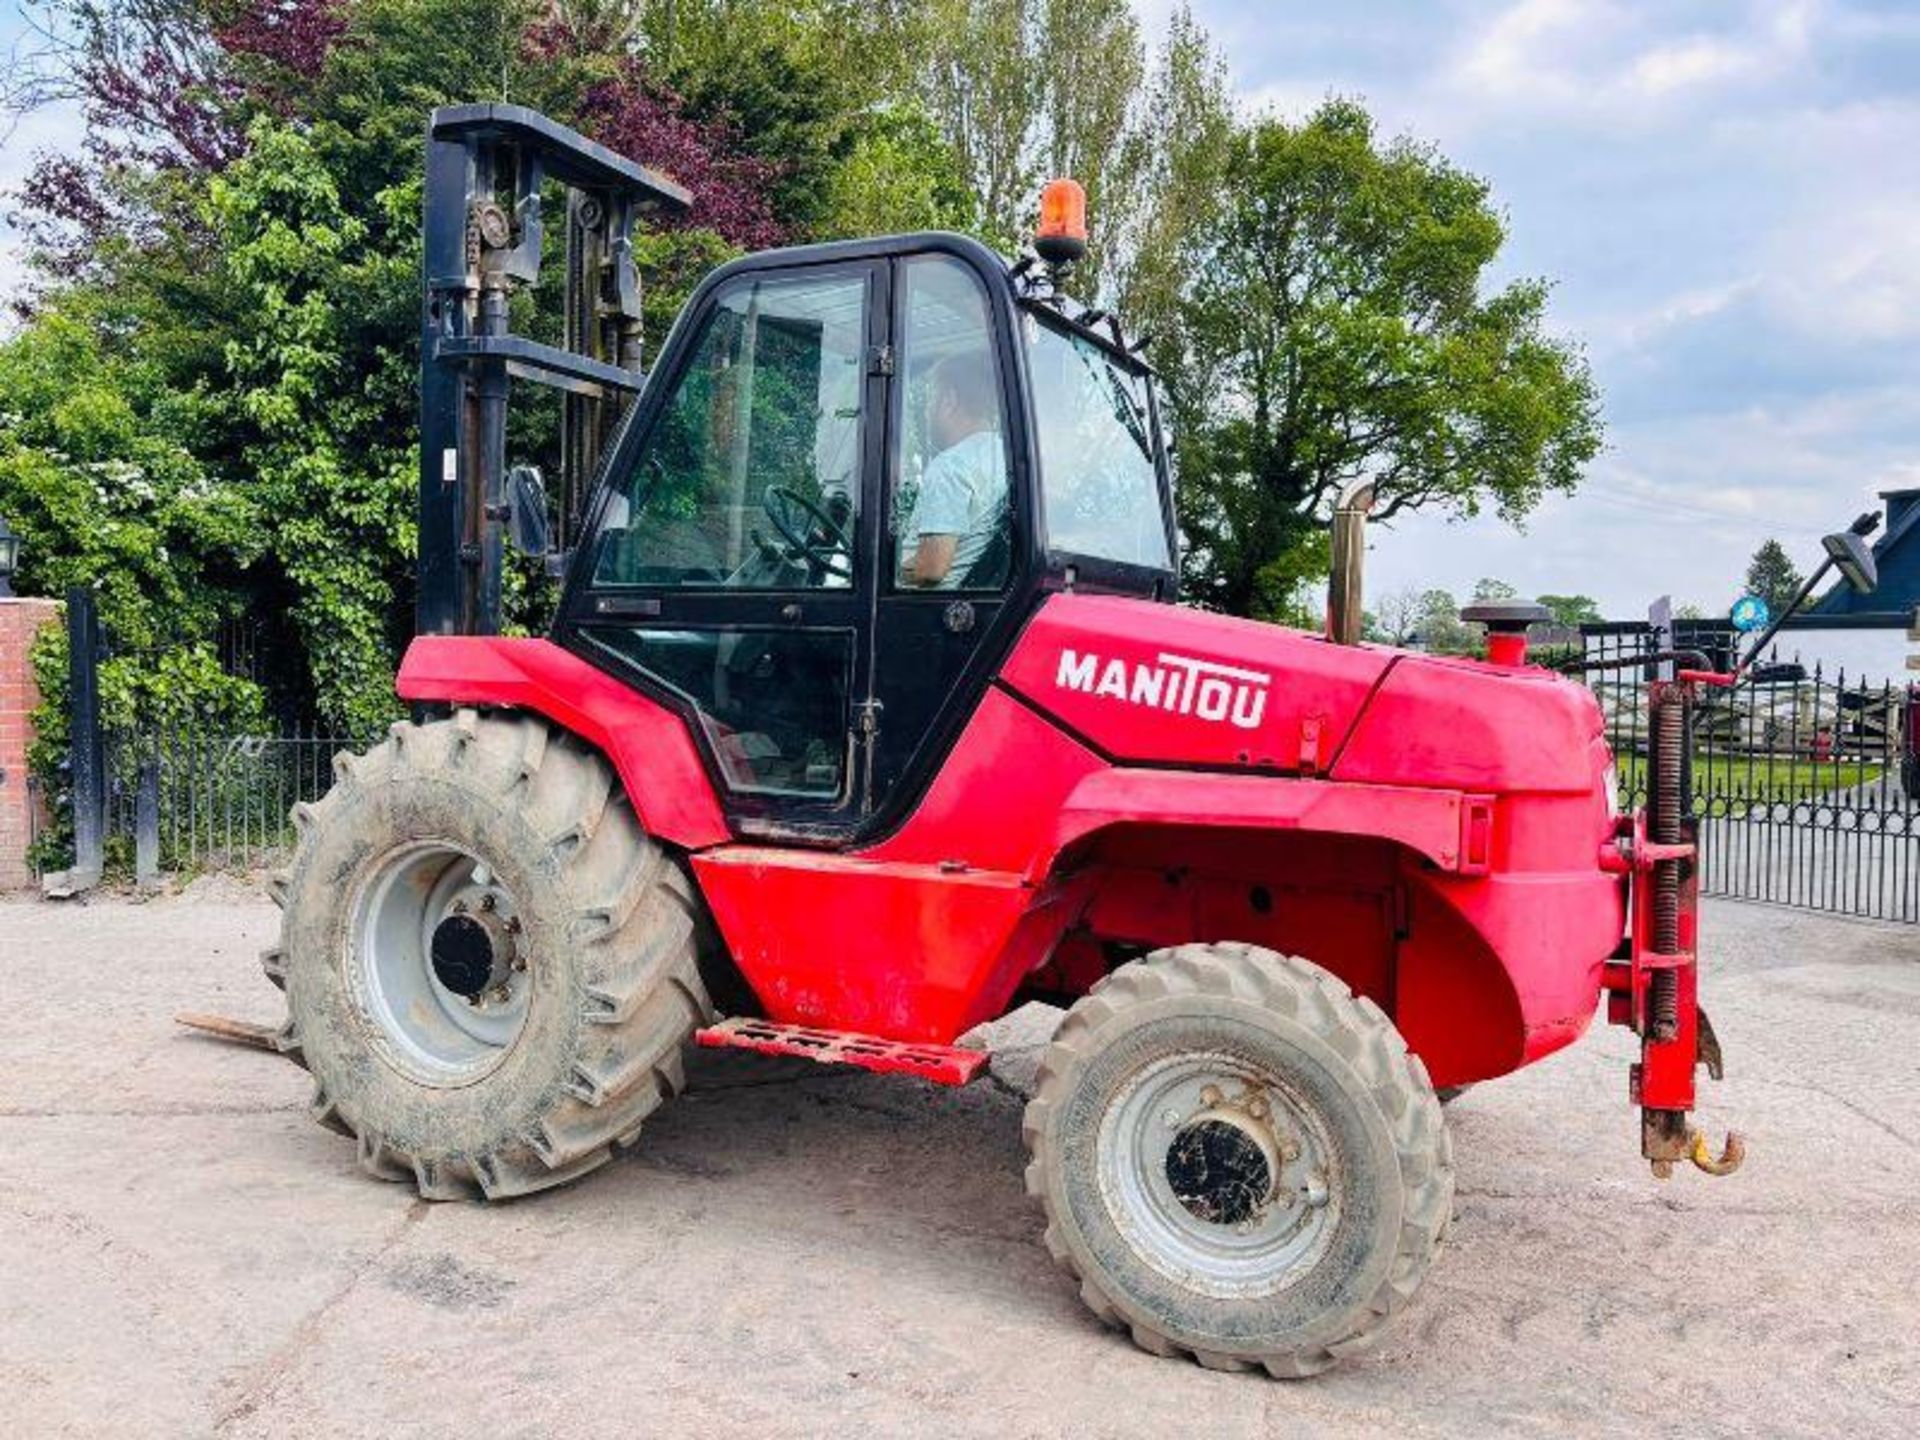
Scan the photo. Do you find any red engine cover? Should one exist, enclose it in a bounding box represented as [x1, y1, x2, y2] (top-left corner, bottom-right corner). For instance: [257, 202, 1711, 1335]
[998, 594, 1394, 772]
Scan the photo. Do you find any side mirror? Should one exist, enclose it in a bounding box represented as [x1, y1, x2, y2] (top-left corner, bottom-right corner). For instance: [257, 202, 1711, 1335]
[1821, 528, 1877, 594]
[506, 465, 550, 558]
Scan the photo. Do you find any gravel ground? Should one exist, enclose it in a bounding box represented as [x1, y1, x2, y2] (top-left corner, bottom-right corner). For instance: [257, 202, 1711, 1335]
[3, 886, 1917, 1438]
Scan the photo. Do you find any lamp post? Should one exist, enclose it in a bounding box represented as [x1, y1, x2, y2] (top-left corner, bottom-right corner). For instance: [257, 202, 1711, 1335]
[0, 515, 20, 598]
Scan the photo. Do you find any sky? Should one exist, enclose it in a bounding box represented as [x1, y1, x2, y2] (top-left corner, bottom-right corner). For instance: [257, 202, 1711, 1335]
[1, 4, 78, 299]
[2, 0, 1918, 634]
[1151, 0, 1920, 629]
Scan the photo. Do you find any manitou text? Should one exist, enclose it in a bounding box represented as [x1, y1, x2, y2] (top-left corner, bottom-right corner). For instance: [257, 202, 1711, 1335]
[1054, 648, 1271, 730]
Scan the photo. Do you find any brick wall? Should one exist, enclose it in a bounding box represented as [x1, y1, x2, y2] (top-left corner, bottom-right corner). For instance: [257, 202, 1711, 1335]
[0, 597, 61, 890]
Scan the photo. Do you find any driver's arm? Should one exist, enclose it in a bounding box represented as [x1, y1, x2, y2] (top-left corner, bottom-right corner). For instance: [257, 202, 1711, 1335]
[901, 534, 958, 587]
[898, 450, 972, 588]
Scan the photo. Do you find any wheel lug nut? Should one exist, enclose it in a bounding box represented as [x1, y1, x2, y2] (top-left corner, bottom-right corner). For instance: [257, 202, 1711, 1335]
[480, 893, 497, 911]
[1200, 1084, 1223, 1107]
[1162, 1108, 1182, 1129]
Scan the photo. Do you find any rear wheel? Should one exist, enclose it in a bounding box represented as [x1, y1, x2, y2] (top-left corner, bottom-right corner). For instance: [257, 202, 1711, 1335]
[265, 709, 713, 1199]
[1023, 943, 1451, 1376]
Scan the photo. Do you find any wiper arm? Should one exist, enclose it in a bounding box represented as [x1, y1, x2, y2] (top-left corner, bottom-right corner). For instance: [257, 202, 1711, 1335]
[1074, 345, 1153, 463]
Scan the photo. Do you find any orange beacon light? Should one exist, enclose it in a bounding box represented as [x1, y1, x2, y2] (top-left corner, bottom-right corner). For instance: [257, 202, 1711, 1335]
[1035, 178, 1088, 264]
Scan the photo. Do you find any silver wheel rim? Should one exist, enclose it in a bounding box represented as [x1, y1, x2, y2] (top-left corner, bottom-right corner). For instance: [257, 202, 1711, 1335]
[1096, 1050, 1341, 1300]
[346, 841, 530, 1088]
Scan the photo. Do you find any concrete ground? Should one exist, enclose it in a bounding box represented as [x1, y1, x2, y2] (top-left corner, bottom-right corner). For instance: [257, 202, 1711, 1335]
[3, 887, 1917, 1438]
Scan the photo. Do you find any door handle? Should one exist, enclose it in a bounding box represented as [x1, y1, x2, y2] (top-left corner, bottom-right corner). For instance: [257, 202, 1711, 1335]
[780, 603, 803, 624]
[590, 595, 661, 617]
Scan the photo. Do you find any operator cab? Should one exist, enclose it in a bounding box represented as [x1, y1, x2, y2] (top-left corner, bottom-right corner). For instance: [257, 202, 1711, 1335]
[558, 225, 1177, 842]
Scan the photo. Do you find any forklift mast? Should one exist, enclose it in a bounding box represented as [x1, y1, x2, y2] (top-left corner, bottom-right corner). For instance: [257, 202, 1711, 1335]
[417, 104, 690, 637]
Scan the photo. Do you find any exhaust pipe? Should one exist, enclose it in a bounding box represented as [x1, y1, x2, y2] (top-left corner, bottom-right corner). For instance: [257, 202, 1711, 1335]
[1327, 481, 1375, 645]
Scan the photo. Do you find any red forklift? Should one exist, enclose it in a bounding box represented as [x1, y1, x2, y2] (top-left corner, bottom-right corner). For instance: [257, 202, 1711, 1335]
[254, 106, 1817, 1377]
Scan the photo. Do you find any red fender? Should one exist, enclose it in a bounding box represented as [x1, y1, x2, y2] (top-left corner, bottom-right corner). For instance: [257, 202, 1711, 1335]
[395, 636, 731, 849]
[1037, 768, 1487, 882]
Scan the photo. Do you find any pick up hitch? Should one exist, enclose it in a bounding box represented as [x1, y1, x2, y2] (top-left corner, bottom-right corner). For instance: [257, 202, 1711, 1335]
[1604, 673, 1746, 1181]
[1683, 1129, 1747, 1178]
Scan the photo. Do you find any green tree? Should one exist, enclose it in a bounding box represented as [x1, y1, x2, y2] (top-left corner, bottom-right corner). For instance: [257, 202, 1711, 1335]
[1537, 593, 1603, 626]
[1167, 101, 1602, 620]
[6, 0, 845, 728]
[819, 103, 976, 238]
[646, 0, 878, 237]
[919, 0, 1047, 252]
[1365, 586, 1422, 645]
[0, 303, 268, 726]
[914, 0, 1207, 292]
[1743, 539, 1804, 617]
[1471, 577, 1517, 602]
[206, 121, 420, 732]
[1412, 588, 1474, 655]
[1111, 6, 1234, 338]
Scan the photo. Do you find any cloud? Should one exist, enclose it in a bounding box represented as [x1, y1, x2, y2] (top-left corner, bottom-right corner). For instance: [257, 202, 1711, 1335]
[1181, 0, 1918, 624]
[1441, 0, 1820, 125]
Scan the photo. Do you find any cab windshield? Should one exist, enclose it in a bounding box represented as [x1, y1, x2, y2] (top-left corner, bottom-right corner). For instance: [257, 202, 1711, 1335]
[1024, 313, 1172, 571]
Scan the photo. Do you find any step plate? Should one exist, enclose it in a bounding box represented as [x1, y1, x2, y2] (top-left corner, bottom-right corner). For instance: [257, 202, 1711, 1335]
[694, 1018, 989, 1086]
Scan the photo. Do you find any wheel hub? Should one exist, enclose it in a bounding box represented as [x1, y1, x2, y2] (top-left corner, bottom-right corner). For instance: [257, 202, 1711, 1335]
[347, 842, 531, 1087]
[1166, 1110, 1278, 1226]
[1098, 1055, 1340, 1300]
[429, 906, 516, 1002]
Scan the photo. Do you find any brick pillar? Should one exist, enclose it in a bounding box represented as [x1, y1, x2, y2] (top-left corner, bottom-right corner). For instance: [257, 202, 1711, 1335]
[0, 597, 62, 891]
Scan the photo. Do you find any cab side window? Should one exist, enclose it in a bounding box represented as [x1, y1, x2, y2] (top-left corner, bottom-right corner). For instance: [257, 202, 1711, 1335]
[892, 256, 1012, 592]
[593, 270, 868, 590]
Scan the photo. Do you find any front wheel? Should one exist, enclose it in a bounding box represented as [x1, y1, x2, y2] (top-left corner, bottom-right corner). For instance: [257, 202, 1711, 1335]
[1022, 943, 1452, 1377]
[266, 710, 713, 1200]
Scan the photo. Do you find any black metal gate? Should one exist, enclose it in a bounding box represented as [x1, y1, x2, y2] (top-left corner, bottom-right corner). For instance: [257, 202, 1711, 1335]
[34, 587, 375, 887]
[1580, 621, 1918, 923]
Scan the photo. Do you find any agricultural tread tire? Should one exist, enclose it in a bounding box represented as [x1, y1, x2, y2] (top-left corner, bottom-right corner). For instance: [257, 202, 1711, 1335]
[1021, 942, 1453, 1378]
[264, 708, 713, 1201]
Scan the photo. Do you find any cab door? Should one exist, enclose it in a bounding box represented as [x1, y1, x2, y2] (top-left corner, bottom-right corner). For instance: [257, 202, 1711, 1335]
[564, 259, 888, 837]
[865, 250, 1031, 819]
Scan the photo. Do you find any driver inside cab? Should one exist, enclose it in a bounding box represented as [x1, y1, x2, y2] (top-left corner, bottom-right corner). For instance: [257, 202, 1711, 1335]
[898, 355, 1006, 588]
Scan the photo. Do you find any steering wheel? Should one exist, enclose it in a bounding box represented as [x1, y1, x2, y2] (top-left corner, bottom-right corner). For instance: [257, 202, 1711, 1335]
[763, 485, 853, 579]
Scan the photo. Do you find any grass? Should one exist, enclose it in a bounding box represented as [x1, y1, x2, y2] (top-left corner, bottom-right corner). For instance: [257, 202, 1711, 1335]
[1614, 752, 1887, 804]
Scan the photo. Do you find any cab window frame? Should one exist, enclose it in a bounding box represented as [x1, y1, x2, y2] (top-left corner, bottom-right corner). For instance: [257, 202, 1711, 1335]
[884, 252, 1023, 599]
[579, 258, 882, 598]
[1020, 305, 1180, 588]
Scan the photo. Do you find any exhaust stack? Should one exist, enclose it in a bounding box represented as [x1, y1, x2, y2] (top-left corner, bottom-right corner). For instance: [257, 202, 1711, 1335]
[1327, 481, 1375, 645]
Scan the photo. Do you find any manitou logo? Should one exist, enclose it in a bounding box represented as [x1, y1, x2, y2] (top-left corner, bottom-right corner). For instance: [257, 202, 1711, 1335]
[1055, 648, 1271, 731]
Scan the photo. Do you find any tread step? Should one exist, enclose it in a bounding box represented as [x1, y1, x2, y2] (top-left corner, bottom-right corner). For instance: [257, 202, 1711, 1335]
[694, 1018, 988, 1086]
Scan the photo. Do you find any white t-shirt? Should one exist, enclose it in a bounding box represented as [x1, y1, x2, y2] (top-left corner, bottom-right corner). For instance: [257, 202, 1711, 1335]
[902, 429, 1006, 588]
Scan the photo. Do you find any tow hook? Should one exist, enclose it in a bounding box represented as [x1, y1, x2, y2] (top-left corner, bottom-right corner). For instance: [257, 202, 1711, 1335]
[1654, 1007, 1744, 1177]
[1650, 1127, 1745, 1179]
[1684, 1129, 1745, 1177]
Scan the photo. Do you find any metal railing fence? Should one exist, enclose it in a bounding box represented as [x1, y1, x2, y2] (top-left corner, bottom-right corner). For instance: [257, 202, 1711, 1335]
[102, 722, 378, 875]
[1575, 621, 1917, 923]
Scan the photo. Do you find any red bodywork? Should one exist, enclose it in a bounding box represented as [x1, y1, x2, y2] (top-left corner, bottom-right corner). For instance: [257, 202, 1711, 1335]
[398, 592, 1639, 1093]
